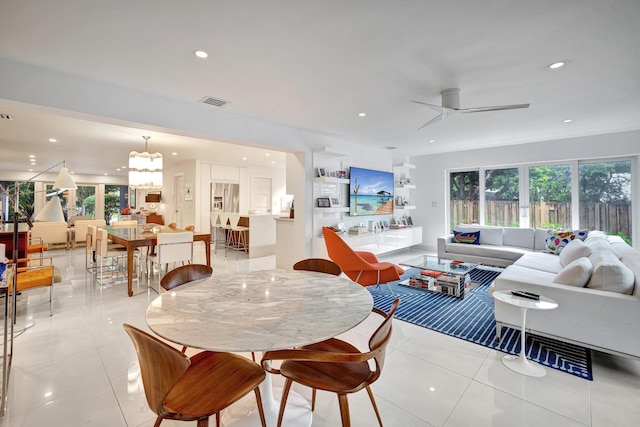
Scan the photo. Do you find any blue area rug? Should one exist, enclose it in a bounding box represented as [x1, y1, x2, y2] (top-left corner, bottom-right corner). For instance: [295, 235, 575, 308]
[369, 267, 593, 380]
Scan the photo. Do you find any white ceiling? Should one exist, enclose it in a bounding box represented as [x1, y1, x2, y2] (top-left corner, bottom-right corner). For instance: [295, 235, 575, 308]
[1, 0, 639, 177]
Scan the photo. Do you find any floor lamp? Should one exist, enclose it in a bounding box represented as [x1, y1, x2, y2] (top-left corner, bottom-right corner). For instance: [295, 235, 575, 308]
[1, 161, 77, 322]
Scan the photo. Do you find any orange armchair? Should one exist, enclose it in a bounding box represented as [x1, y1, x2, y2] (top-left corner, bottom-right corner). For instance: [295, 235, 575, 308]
[322, 227, 403, 294]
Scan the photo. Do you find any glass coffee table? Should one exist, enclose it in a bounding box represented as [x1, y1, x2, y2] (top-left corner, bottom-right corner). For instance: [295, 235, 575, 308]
[400, 255, 480, 298]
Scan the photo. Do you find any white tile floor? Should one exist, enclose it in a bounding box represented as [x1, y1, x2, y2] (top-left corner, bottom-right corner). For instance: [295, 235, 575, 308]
[1, 245, 639, 426]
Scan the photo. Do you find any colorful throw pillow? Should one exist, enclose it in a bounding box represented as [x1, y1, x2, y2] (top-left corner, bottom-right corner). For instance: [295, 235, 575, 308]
[453, 230, 480, 245]
[544, 229, 588, 255]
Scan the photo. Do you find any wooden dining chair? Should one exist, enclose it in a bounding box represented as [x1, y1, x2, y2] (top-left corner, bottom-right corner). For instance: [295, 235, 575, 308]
[167, 222, 177, 229]
[160, 264, 213, 291]
[293, 258, 342, 276]
[123, 324, 267, 427]
[184, 224, 195, 231]
[261, 298, 400, 427]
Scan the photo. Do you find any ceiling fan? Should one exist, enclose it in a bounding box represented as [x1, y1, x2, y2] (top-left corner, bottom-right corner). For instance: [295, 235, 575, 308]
[411, 88, 530, 130]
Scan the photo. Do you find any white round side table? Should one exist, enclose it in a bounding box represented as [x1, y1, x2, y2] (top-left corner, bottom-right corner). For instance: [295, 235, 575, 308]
[493, 290, 558, 377]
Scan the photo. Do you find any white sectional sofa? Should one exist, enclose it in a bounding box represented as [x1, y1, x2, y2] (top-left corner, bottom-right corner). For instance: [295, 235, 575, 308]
[439, 225, 640, 358]
[437, 224, 548, 267]
[492, 233, 640, 358]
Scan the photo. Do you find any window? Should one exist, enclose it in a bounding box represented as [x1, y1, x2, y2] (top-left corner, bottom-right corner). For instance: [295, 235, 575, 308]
[449, 171, 479, 229]
[529, 165, 572, 230]
[579, 160, 632, 243]
[484, 168, 519, 227]
[447, 158, 633, 244]
[75, 185, 96, 217]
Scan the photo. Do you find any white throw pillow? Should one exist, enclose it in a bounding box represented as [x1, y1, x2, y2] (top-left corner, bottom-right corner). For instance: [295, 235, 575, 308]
[587, 250, 635, 294]
[553, 257, 593, 287]
[559, 239, 592, 267]
[585, 235, 623, 259]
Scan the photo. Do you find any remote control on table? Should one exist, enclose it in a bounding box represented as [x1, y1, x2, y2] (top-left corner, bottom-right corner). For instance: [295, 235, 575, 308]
[511, 290, 540, 300]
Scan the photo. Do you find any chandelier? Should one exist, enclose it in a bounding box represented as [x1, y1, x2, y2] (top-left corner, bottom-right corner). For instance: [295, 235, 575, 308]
[128, 136, 163, 189]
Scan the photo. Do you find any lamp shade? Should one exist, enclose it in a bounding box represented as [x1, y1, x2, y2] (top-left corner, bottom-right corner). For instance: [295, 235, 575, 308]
[52, 167, 77, 190]
[128, 150, 163, 189]
[35, 196, 66, 222]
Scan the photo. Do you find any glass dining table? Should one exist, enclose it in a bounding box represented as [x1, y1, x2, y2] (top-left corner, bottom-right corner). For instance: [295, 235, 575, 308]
[145, 269, 374, 426]
[106, 225, 211, 297]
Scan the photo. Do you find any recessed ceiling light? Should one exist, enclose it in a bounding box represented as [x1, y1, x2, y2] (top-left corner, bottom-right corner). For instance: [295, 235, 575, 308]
[104, 173, 108, 176]
[358, 112, 366, 117]
[563, 119, 572, 123]
[171, 152, 177, 156]
[28, 169, 33, 172]
[242, 157, 247, 161]
[122, 166, 127, 169]
[265, 153, 270, 156]
[271, 161, 275, 164]
[548, 61, 565, 69]
[49, 138, 57, 142]
[429, 139, 436, 143]
[116, 168, 121, 171]
[194, 50, 208, 59]
[29, 154, 35, 158]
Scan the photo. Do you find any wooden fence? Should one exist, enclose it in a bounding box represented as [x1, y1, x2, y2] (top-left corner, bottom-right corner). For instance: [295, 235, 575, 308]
[451, 200, 632, 237]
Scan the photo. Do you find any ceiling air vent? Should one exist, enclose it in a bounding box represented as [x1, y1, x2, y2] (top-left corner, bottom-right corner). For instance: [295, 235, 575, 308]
[199, 96, 229, 108]
[0, 113, 14, 120]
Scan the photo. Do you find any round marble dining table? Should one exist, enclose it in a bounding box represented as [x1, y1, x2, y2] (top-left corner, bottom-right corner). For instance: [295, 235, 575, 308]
[145, 269, 374, 427]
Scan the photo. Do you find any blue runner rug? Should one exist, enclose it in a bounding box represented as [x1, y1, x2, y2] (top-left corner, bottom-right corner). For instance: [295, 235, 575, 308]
[368, 267, 593, 380]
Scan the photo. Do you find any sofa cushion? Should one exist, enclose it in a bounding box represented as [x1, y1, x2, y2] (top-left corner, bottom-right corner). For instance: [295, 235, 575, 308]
[553, 257, 593, 287]
[534, 229, 550, 251]
[587, 250, 635, 294]
[585, 234, 623, 259]
[453, 230, 480, 244]
[446, 242, 527, 261]
[544, 229, 588, 255]
[503, 228, 535, 249]
[513, 252, 564, 274]
[559, 239, 592, 267]
[455, 224, 503, 246]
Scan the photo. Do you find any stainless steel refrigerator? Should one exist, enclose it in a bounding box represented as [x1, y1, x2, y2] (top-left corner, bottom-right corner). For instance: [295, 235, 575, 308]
[211, 183, 240, 213]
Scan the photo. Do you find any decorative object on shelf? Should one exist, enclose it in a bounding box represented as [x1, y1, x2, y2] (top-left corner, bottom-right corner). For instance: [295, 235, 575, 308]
[328, 170, 337, 178]
[316, 167, 326, 177]
[396, 195, 404, 206]
[381, 220, 389, 230]
[406, 216, 413, 226]
[317, 197, 331, 208]
[129, 136, 163, 189]
[329, 197, 340, 207]
[337, 170, 348, 179]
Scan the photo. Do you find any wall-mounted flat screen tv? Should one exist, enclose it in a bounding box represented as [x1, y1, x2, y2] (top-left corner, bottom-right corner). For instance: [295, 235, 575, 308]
[349, 167, 394, 216]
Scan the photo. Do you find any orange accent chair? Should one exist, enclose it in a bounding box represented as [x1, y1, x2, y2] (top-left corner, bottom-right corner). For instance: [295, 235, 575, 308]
[322, 227, 403, 294]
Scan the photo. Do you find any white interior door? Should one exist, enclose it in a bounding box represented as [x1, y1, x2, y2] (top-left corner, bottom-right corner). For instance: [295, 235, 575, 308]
[174, 174, 184, 226]
[250, 176, 272, 213]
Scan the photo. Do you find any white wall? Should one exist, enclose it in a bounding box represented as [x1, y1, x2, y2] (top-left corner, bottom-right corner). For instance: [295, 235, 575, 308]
[411, 130, 640, 251]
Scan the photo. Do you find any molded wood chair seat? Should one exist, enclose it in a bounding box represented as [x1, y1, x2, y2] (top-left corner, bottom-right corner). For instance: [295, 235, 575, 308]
[9, 257, 62, 316]
[160, 264, 213, 291]
[261, 299, 400, 427]
[322, 227, 403, 294]
[123, 324, 267, 427]
[293, 258, 342, 276]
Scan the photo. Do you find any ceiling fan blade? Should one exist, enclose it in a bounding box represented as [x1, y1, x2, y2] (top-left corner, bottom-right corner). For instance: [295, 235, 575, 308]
[417, 113, 443, 130]
[458, 103, 530, 114]
[411, 100, 444, 113]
